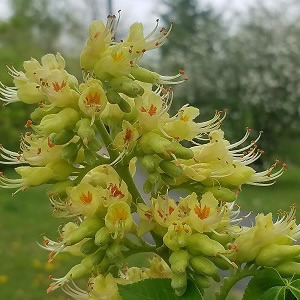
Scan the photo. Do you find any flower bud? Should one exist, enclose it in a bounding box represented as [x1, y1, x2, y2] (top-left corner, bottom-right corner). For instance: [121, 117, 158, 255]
[110, 76, 144, 98]
[65, 217, 104, 245]
[30, 106, 60, 123]
[189, 256, 220, 282]
[193, 274, 211, 289]
[256, 244, 300, 267]
[168, 142, 194, 160]
[51, 130, 74, 145]
[141, 155, 161, 172]
[161, 173, 176, 185]
[106, 243, 122, 260]
[130, 66, 160, 84]
[47, 160, 74, 181]
[203, 186, 236, 202]
[17, 82, 47, 104]
[186, 233, 225, 257]
[61, 142, 79, 164]
[159, 160, 183, 177]
[90, 248, 106, 266]
[143, 179, 154, 194]
[275, 261, 300, 277]
[117, 97, 132, 113]
[106, 88, 122, 104]
[15, 166, 54, 187]
[169, 250, 189, 274]
[76, 118, 96, 142]
[208, 256, 231, 270]
[95, 227, 112, 246]
[80, 238, 98, 255]
[171, 272, 187, 296]
[47, 180, 74, 196]
[138, 132, 172, 155]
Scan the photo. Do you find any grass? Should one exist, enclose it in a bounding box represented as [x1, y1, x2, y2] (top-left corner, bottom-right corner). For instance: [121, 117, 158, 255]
[0, 167, 299, 299]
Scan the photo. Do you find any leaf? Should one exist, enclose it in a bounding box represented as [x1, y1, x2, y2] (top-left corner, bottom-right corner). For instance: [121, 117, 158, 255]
[119, 279, 203, 300]
[260, 286, 286, 300]
[243, 268, 285, 300]
[290, 279, 300, 299]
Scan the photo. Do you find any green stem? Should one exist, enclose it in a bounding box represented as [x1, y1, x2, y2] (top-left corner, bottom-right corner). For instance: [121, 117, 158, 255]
[216, 266, 259, 300]
[94, 118, 119, 160]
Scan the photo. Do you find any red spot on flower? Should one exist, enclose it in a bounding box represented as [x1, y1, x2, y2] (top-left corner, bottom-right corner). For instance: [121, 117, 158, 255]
[80, 191, 93, 204]
[110, 184, 125, 198]
[157, 210, 163, 218]
[194, 204, 210, 220]
[47, 138, 55, 148]
[140, 104, 157, 116]
[25, 120, 32, 128]
[124, 128, 132, 142]
[169, 206, 175, 215]
[52, 80, 66, 92]
[144, 210, 152, 219]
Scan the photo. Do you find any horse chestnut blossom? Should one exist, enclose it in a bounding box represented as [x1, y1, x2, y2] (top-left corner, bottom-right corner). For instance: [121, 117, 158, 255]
[1, 12, 299, 300]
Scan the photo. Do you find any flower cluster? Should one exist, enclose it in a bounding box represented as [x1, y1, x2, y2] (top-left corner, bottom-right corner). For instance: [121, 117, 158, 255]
[0, 14, 299, 299]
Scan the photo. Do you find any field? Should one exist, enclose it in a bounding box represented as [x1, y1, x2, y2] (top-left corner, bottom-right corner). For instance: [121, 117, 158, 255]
[0, 167, 299, 299]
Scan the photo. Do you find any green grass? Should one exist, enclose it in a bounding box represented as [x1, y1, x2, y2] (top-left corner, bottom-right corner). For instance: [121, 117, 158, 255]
[0, 167, 299, 299]
[237, 167, 300, 219]
[0, 184, 76, 299]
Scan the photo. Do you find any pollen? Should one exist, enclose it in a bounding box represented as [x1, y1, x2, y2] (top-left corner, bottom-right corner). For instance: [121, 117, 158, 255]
[85, 92, 101, 106]
[80, 191, 93, 204]
[194, 204, 210, 220]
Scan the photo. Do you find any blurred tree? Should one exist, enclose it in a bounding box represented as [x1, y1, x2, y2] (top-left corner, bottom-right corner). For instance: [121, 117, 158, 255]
[160, 0, 300, 164]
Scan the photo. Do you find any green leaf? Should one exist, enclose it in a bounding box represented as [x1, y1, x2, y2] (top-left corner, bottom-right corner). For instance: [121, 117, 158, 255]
[119, 279, 203, 300]
[243, 268, 285, 300]
[290, 279, 300, 299]
[260, 286, 286, 300]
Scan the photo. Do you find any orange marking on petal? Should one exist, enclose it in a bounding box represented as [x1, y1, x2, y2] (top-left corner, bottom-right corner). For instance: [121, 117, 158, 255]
[124, 128, 132, 142]
[194, 204, 210, 220]
[80, 191, 93, 204]
[52, 80, 66, 92]
[85, 92, 101, 106]
[47, 138, 55, 148]
[110, 184, 125, 198]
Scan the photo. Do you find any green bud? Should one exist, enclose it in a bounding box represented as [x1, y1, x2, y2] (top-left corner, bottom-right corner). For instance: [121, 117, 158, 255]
[80, 238, 98, 255]
[106, 88, 122, 104]
[159, 160, 183, 177]
[66, 217, 104, 245]
[275, 261, 300, 277]
[143, 179, 154, 194]
[63, 262, 90, 282]
[193, 274, 211, 289]
[256, 244, 300, 267]
[47, 180, 74, 196]
[118, 98, 132, 113]
[61, 142, 79, 164]
[189, 256, 220, 282]
[106, 243, 122, 260]
[171, 272, 187, 296]
[138, 132, 172, 155]
[148, 171, 161, 184]
[130, 66, 159, 84]
[88, 138, 102, 151]
[90, 248, 106, 266]
[47, 160, 74, 181]
[141, 155, 161, 172]
[98, 255, 112, 273]
[110, 76, 144, 97]
[186, 233, 225, 257]
[168, 142, 194, 160]
[203, 186, 236, 202]
[76, 118, 96, 142]
[84, 148, 97, 165]
[208, 256, 231, 270]
[206, 232, 233, 246]
[161, 173, 176, 185]
[169, 250, 189, 274]
[30, 106, 60, 123]
[52, 130, 74, 145]
[95, 227, 112, 246]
